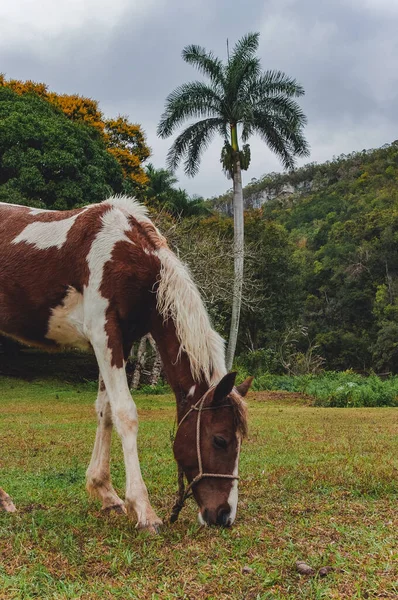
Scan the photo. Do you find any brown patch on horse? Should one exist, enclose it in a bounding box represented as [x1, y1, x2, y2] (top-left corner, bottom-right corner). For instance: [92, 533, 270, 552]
[99, 229, 163, 369]
[127, 216, 168, 250]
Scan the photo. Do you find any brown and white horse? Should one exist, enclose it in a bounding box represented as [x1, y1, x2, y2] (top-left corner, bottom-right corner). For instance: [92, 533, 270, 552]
[0, 196, 250, 531]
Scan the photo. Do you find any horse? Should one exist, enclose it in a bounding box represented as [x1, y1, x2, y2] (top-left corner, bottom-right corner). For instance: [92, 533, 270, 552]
[0, 196, 251, 532]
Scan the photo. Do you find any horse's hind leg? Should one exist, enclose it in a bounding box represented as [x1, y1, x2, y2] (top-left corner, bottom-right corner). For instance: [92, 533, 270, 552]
[0, 487, 16, 512]
[86, 376, 126, 514]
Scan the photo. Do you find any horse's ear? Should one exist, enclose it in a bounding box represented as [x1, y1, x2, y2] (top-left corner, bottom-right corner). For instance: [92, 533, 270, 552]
[212, 372, 237, 404]
[236, 376, 253, 398]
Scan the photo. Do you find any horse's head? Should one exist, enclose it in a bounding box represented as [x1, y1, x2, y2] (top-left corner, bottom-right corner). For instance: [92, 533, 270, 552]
[173, 372, 252, 527]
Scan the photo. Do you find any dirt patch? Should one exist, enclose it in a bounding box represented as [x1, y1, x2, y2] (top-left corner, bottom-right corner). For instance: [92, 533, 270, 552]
[249, 390, 313, 405]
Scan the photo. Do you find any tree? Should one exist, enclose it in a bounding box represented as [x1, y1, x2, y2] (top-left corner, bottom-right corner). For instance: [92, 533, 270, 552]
[144, 163, 210, 218]
[0, 86, 123, 209]
[145, 163, 178, 203]
[157, 32, 309, 369]
[0, 75, 150, 192]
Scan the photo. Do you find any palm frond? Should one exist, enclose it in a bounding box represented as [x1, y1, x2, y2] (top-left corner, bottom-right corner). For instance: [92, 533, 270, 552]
[182, 45, 225, 88]
[246, 71, 305, 99]
[257, 95, 308, 125]
[166, 118, 223, 177]
[251, 109, 310, 169]
[227, 57, 262, 109]
[229, 32, 260, 67]
[157, 82, 222, 138]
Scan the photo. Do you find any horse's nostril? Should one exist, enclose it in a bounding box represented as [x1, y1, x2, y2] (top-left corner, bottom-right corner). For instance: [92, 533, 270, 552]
[216, 508, 231, 527]
[202, 508, 209, 524]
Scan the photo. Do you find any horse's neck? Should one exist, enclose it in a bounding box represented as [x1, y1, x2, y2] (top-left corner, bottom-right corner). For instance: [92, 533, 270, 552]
[150, 314, 207, 417]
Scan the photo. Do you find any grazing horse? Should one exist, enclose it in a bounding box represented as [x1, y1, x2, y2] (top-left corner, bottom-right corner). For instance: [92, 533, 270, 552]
[0, 196, 251, 531]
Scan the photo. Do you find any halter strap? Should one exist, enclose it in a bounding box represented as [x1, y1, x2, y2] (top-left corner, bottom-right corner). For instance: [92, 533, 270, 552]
[170, 387, 239, 523]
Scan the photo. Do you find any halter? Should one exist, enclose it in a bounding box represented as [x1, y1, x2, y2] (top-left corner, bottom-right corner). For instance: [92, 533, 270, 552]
[170, 386, 239, 523]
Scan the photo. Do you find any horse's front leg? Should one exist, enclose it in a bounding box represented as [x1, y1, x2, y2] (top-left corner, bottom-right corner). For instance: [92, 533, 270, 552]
[90, 331, 162, 533]
[0, 487, 16, 512]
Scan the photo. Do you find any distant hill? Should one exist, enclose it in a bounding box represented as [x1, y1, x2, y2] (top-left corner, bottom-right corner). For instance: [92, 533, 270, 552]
[210, 141, 398, 214]
[211, 141, 398, 373]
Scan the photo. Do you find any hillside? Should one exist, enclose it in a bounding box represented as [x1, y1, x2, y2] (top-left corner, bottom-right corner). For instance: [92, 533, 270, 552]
[212, 141, 398, 373]
[211, 141, 398, 213]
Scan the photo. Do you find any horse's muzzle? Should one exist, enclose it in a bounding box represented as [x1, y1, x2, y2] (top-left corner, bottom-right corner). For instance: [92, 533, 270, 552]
[201, 506, 232, 527]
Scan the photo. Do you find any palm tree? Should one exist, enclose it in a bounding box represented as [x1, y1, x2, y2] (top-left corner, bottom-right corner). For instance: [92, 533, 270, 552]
[145, 163, 178, 200]
[145, 163, 210, 218]
[157, 32, 309, 370]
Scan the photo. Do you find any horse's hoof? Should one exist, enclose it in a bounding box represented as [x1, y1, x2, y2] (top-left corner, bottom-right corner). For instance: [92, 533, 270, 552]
[102, 503, 127, 516]
[136, 520, 163, 535]
[0, 495, 17, 513]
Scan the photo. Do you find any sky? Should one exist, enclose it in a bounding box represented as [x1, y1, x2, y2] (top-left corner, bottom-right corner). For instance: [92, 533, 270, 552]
[1, 0, 397, 198]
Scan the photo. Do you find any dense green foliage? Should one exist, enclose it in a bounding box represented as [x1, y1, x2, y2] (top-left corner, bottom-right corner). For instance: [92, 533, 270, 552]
[0, 86, 123, 209]
[210, 141, 398, 373]
[143, 163, 209, 217]
[237, 369, 398, 407]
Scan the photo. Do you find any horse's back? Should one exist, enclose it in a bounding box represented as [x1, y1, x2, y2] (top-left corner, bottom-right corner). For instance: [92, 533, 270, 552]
[0, 202, 103, 348]
[0, 198, 161, 350]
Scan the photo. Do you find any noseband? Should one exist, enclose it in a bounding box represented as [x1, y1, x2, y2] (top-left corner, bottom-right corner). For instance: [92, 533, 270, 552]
[170, 387, 239, 523]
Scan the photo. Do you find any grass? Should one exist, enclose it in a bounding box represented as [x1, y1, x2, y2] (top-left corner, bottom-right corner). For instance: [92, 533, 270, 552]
[0, 377, 397, 599]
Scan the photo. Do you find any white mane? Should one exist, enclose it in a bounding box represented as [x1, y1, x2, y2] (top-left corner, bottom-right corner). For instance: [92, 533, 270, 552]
[156, 246, 227, 385]
[103, 195, 151, 223]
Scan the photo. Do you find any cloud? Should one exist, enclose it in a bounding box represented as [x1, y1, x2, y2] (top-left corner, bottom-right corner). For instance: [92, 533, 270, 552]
[1, 0, 397, 197]
[0, 0, 156, 49]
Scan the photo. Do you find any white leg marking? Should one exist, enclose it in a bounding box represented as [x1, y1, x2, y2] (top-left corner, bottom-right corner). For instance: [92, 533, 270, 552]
[92, 348, 162, 530]
[86, 377, 125, 512]
[227, 440, 241, 525]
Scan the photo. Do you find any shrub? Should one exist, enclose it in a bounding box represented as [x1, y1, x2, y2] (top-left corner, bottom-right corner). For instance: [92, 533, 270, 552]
[251, 370, 398, 407]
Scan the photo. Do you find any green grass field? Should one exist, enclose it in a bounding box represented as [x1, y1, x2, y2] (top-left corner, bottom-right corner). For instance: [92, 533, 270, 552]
[0, 378, 397, 599]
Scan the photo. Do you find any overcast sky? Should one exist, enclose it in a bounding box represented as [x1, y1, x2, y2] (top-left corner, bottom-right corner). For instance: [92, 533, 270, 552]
[1, 0, 397, 198]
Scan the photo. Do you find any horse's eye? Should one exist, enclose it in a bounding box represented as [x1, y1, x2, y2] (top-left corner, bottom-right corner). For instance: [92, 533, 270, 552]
[213, 436, 228, 450]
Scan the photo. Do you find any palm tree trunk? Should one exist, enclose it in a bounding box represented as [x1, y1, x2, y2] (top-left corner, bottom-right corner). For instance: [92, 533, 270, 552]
[226, 156, 244, 371]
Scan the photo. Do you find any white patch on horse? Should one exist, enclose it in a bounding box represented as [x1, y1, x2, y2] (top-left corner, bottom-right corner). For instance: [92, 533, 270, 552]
[84, 207, 132, 345]
[187, 385, 196, 398]
[46, 286, 89, 350]
[104, 196, 164, 240]
[227, 441, 240, 526]
[104, 195, 151, 223]
[11, 212, 84, 250]
[0, 202, 29, 209]
[156, 246, 226, 385]
[29, 207, 56, 215]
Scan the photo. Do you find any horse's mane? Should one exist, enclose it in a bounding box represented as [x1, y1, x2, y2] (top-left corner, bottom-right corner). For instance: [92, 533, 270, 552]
[103, 196, 227, 385]
[230, 390, 249, 438]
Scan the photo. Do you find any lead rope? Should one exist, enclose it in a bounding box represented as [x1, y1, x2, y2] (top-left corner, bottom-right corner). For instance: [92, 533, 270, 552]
[170, 389, 239, 523]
